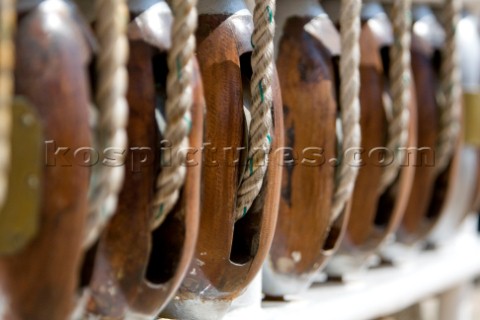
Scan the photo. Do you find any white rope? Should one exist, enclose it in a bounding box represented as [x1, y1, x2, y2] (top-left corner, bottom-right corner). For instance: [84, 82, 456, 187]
[436, 0, 462, 175]
[0, 0, 14, 211]
[84, 0, 129, 247]
[151, 0, 197, 230]
[330, 0, 362, 224]
[235, 0, 275, 220]
[378, 0, 412, 194]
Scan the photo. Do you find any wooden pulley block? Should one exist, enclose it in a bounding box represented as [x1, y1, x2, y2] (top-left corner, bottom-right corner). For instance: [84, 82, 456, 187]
[0, 0, 93, 319]
[79, 1, 202, 318]
[395, 5, 461, 246]
[325, 2, 417, 275]
[262, 0, 346, 296]
[429, 12, 480, 244]
[163, 0, 283, 318]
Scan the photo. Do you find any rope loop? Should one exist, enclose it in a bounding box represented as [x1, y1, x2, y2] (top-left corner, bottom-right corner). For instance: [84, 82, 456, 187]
[436, 0, 462, 175]
[235, 0, 275, 221]
[84, 0, 129, 247]
[330, 0, 362, 224]
[378, 0, 412, 194]
[151, 0, 198, 230]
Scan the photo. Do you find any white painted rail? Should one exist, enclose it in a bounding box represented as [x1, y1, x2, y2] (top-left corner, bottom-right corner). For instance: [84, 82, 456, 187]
[222, 218, 480, 320]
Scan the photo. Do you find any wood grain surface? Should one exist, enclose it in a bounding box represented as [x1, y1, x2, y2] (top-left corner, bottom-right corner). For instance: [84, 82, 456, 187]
[396, 22, 460, 245]
[84, 6, 203, 318]
[265, 15, 337, 292]
[0, 2, 92, 319]
[165, 10, 283, 317]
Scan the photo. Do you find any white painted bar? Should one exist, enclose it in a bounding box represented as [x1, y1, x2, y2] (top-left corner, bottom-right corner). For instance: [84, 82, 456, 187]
[222, 218, 480, 320]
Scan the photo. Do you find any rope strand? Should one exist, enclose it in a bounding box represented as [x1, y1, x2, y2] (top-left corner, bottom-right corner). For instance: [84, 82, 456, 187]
[151, 0, 197, 230]
[0, 0, 14, 210]
[330, 0, 362, 224]
[436, 0, 462, 175]
[84, 0, 129, 247]
[378, 0, 412, 194]
[235, 0, 275, 220]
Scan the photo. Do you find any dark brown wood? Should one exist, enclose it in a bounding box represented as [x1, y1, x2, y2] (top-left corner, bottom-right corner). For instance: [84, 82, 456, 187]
[83, 6, 202, 318]
[263, 15, 338, 295]
[163, 8, 283, 319]
[0, 2, 92, 319]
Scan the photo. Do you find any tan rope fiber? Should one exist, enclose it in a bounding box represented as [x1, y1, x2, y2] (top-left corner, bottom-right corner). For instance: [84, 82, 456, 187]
[84, 0, 129, 247]
[378, 0, 412, 193]
[0, 0, 14, 210]
[235, 0, 275, 220]
[330, 0, 362, 224]
[151, 0, 197, 229]
[435, 0, 462, 175]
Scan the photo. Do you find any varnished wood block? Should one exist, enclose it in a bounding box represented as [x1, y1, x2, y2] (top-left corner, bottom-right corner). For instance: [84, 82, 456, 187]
[0, 2, 92, 319]
[164, 4, 283, 318]
[83, 4, 202, 318]
[396, 7, 460, 245]
[327, 5, 417, 275]
[263, 6, 339, 295]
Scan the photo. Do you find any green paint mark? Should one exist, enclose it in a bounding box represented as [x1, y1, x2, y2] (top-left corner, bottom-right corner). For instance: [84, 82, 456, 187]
[249, 157, 254, 176]
[156, 203, 165, 219]
[243, 207, 247, 217]
[184, 114, 192, 134]
[176, 56, 182, 80]
[266, 134, 272, 144]
[267, 6, 273, 24]
[258, 79, 265, 103]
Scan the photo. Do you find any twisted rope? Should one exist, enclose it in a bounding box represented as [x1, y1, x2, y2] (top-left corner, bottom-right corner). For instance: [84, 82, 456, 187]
[235, 0, 275, 221]
[330, 0, 362, 224]
[84, 0, 129, 247]
[0, 0, 14, 210]
[151, 0, 197, 230]
[435, 0, 462, 175]
[378, 0, 412, 194]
